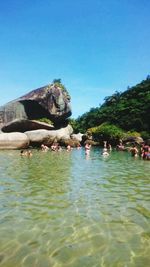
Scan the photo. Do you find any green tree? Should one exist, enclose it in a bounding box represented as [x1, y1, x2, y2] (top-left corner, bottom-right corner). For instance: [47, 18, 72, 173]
[53, 78, 62, 84]
[74, 78, 150, 135]
[89, 123, 125, 145]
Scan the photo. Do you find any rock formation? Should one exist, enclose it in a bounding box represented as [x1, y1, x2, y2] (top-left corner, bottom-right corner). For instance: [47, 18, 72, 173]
[0, 82, 74, 149]
[1, 119, 54, 133]
[25, 125, 73, 146]
[0, 83, 72, 131]
[0, 132, 29, 149]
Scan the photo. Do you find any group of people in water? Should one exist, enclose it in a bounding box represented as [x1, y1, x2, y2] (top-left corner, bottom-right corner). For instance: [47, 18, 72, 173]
[132, 142, 150, 160]
[84, 141, 112, 156]
[85, 140, 150, 160]
[41, 142, 81, 152]
[20, 140, 150, 160]
[20, 142, 81, 157]
[116, 140, 150, 160]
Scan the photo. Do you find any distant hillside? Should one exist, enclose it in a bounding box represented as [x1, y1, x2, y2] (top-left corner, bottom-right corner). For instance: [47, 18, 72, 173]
[73, 77, 150, 136]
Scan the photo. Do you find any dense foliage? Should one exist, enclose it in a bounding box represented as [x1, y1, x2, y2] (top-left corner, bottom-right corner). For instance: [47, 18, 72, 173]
[74, 77, 150, 140]
[88, 123, 125, 144]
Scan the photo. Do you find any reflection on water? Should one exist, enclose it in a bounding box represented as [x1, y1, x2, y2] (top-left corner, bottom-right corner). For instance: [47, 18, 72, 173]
[0, 148, 150, 267]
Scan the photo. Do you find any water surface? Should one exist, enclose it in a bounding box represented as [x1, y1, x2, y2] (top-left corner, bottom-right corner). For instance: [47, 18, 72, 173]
[0, 148, 150, 267]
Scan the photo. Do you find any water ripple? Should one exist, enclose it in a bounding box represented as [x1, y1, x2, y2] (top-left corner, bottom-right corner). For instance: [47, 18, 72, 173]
[0, 148, 150, 266]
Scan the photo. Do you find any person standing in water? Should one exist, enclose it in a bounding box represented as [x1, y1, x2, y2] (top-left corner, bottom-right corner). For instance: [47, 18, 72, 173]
[85, 143, 91, 155]
[102, 141, 109, 156]
[130, 144, 138, 157]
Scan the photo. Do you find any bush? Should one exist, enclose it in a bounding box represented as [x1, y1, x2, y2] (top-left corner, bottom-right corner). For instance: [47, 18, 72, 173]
[125, 131, 141, 138]
[89, 123, 125, 145]
[52, 79, 66, 90]
[140, 131, 150, 140]
[68, 118, 79, 133]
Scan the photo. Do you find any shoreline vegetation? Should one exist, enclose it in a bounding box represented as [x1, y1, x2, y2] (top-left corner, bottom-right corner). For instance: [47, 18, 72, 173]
[69, 76, 150, 146]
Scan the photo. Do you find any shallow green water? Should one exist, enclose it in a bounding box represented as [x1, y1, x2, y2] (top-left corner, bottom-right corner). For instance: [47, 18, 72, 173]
[0, 148, 150, 267]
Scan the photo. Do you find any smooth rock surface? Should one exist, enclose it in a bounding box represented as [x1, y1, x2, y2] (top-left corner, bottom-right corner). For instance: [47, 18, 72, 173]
[0, 132, 29, 149]
[25, 125, 73, 145]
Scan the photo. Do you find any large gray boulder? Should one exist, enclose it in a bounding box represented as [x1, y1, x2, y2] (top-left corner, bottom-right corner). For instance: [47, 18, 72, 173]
[25, 125, 73, 145]
[1, 119, 54, 133]
[71, 133, 84, 142]
[0, 132, 29, 149]
[0, 83, 72, 131]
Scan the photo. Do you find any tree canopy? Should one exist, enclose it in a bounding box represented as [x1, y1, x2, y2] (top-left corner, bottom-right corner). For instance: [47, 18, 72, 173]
[73, 77, 150, 140]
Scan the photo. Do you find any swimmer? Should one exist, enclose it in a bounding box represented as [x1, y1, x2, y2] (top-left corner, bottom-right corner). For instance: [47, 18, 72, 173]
[51, 142, 58, 151]
[102, 147, 109, 156]
[76, 144, 81, 149]
[67, 144, 72, 151]
[41, 144, 49, 152]
[141, 143, 150, 160]
[108, 143, 112, 151]
[57, 145, 62, 151]
[85, 143, 91, 155]
[20, 150, 32, 157]
[130, 144, 138, 157]
[20, 150, 27, 156]
[103, 141, 107, 148]
[27, 150, 33, 157]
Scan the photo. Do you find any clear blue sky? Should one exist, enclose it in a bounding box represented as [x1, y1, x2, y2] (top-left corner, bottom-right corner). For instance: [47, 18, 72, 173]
[0, 0, 150, 118]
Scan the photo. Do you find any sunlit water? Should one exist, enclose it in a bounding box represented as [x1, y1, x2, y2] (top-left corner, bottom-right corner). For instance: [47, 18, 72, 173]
[0, 148, 150, 267]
